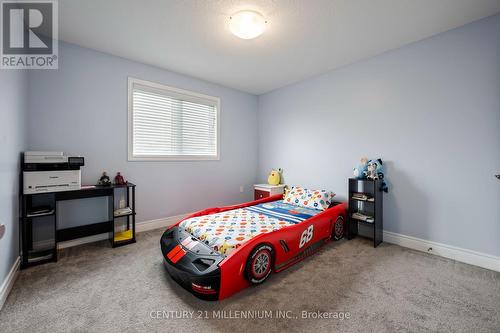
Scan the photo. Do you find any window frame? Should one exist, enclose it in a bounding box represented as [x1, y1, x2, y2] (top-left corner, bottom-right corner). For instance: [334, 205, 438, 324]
[127, 77, 221, 161]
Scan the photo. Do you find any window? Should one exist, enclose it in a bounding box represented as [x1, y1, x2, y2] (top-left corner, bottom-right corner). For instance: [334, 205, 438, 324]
[128, 78, 220, 161]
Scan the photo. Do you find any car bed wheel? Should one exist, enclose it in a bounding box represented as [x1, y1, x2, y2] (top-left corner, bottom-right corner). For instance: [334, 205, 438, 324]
[245, 244, 273, 284]
[332, 216, 344, 241]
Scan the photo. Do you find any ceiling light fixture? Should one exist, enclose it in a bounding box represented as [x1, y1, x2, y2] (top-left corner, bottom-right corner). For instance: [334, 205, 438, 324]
[229, 10, 267, 40]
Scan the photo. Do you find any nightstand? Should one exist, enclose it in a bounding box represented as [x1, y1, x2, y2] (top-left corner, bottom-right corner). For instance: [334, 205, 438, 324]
[254, 184, 286, 200]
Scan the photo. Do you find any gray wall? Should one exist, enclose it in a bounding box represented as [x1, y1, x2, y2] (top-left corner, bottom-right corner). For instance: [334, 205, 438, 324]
[257, 15, 500, 256]
[28, 42, 258, 225]
[0, 71, 27, 286]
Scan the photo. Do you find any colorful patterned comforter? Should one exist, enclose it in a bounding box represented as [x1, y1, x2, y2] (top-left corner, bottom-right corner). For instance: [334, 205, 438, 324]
[179, 201, 322, 255]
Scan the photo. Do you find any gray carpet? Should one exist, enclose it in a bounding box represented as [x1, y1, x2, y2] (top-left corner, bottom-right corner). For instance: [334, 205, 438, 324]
[1, 229, 499, 333]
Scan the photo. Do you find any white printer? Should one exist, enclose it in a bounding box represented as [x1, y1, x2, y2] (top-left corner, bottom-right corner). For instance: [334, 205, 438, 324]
[23, 151, 85, 194]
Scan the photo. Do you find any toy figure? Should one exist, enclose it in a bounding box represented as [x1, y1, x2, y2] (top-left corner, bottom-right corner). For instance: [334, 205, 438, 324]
[366, 161, 378, 179]
[98, 172, 111, 186]
[366, 159, 384, 180]
[353, 157, 368, 179]
[114, 172, 126, 185]
[267, 168, 282, 185]
[366, 159, 388, 193]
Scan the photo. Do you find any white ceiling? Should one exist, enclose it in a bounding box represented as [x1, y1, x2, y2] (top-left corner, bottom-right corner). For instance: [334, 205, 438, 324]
[59, 0, 500, 95]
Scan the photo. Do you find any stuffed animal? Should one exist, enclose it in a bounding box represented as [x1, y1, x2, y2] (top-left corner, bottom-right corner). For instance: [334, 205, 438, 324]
[366, 159, 383, 180]
[353, 157, 368, 179]
[268, 168, 282, 185]
[366, 158, 388, 192]
[366, 161, 378, 179]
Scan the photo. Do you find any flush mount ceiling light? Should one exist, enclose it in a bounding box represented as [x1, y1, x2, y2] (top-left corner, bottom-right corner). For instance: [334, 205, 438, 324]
[229, 10, 267, 39]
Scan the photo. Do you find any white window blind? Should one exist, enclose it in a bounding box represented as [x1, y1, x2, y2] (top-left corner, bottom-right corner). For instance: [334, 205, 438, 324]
[128, 78, 220, 161]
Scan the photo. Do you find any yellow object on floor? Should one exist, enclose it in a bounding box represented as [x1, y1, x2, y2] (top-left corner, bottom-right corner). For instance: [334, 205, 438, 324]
[114, 230, 133, 242]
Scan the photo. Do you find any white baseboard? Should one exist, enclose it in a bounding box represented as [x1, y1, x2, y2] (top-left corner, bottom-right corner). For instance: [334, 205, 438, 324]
[58, 233, 111, 249]
[383, 231, 500, 272]
[0, 256, 20, 312]
[136, 213, 189, 233]
[32, 213, 191, 250]
[34, 215, 500, 273]
[33, 233, 110, 250]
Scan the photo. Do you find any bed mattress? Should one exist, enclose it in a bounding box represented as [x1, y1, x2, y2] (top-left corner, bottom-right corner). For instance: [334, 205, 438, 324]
[179, 201, 322, 255]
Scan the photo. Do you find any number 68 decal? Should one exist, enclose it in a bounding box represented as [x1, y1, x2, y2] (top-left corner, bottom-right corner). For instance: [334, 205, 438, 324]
[299, 225, 314, 248]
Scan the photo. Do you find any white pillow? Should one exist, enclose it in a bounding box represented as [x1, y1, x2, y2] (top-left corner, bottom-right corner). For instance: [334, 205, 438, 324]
[283, 186, 335, 211]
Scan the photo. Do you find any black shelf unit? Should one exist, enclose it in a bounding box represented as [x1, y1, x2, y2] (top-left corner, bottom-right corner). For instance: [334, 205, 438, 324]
[348, 178, 383, 248]
[20, 183, 136, 269]
[111, 184, 137, 248]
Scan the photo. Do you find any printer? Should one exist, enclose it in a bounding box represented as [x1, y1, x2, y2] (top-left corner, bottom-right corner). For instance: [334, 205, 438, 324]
[22, 151, 85, 194]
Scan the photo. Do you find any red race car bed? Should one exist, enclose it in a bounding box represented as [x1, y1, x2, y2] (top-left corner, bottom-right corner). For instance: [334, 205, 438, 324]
[160, 194, 347, 300]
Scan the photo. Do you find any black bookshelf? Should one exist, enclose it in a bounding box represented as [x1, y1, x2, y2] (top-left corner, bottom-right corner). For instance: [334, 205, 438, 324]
[347, 178, 383, 247]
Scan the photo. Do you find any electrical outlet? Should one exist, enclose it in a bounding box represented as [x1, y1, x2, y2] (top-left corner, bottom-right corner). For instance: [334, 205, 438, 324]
[239, 185, 244, 193]
[0, 224, 5, 240]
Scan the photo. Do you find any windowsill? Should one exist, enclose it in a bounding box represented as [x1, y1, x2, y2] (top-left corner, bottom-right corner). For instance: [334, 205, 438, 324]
[128, 155, 220, 162]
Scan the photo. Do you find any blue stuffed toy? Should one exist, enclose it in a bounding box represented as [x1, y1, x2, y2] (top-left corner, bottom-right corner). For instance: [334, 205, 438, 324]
[366, 158, 388, 192]
[353, 157, 389, 192]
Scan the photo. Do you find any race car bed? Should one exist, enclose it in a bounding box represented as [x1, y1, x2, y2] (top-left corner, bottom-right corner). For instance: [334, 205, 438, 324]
[160, 193, 347, 300]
